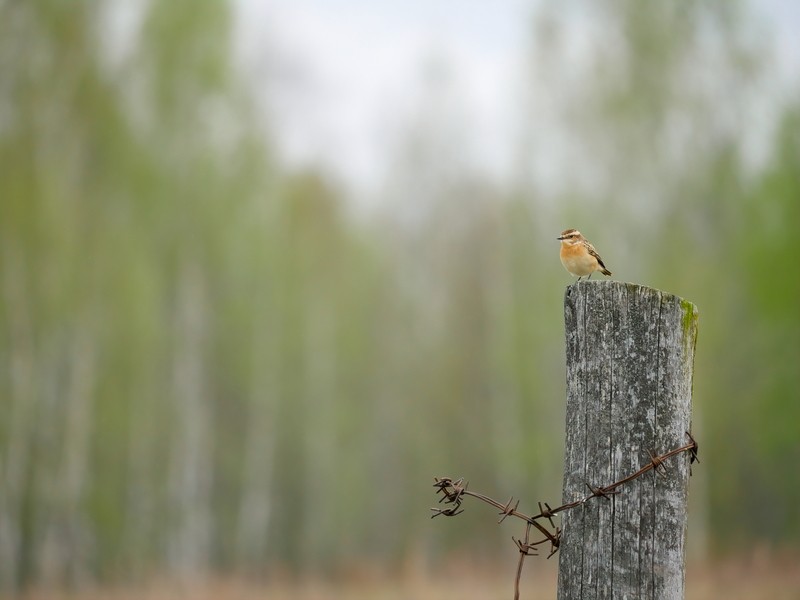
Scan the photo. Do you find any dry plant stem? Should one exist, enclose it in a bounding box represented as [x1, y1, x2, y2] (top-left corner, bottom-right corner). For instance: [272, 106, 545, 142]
[431, 432, 699, 600]
[512, 522, 531, 600]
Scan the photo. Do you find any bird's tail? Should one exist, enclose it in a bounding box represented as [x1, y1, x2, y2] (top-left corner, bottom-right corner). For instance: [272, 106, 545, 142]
[600, 267, 612, 276]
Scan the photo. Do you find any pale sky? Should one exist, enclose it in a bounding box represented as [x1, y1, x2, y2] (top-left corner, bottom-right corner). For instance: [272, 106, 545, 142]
[235, 1, 800, 194]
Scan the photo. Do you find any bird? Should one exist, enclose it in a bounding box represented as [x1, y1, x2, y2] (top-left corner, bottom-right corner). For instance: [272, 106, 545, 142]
[557, 229, 612, 281]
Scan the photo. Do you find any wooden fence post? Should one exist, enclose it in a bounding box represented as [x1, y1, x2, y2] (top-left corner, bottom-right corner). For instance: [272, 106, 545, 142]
[557, 281, 698, 600]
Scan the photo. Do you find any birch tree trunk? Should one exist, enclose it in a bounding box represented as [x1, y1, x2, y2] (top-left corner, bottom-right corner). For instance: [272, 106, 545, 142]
[0, 251, 36, 591]
[557, 281, 698, 600]
[39, 322, 96, 585]
[235, 311, 278, 569]
[167, 262, 213, 577]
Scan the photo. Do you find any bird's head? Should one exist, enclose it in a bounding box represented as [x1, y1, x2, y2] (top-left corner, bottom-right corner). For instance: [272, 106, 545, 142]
[557, 229, 583, 245]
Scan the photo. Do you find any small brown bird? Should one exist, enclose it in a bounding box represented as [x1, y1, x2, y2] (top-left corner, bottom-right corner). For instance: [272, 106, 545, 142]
[557, 229, 612, 281]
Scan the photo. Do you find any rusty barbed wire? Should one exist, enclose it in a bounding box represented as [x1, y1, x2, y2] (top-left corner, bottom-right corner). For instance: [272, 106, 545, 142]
[431, 431, 699, 600]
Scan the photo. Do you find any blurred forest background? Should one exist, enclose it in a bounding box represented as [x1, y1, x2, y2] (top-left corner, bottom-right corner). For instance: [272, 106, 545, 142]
[1, 0, 799, 596]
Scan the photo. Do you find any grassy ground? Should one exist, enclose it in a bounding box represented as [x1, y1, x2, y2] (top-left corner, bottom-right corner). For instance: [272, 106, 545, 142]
[12, 554, 800, 600]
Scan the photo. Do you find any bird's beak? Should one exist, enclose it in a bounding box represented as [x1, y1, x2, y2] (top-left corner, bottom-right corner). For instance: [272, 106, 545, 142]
[557, 236, 564, 241]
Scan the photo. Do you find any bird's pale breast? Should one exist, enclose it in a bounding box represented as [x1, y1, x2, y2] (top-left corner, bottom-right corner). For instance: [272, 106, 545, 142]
[560, 244, 598, 276]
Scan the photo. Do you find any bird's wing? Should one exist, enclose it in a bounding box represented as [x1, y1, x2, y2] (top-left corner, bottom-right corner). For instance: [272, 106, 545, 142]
[585, 242, 609, 270]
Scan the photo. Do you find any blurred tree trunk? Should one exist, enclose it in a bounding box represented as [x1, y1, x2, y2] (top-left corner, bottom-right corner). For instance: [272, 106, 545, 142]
[123, 367, 161, 576]
[0, 250, 36, 591]
[235, 311, 279, 569]
[484, 208, 525, 488]
[300, 300, 338, 570]
[167, 261, 213, 576]
[38, 321, 96, 585]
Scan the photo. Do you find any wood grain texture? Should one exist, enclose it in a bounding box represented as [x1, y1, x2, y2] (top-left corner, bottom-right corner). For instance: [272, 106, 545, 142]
[557, 281, 698, 600]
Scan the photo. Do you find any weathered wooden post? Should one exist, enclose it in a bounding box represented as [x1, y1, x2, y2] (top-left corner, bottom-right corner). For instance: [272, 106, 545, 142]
[557, 281, 698, 600]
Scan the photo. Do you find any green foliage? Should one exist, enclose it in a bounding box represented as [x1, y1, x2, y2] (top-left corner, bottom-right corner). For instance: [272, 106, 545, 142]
[714, 104, 800, 544]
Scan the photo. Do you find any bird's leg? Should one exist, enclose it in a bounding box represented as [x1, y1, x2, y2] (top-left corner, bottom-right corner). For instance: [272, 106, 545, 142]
[587, 272, 593, 280]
